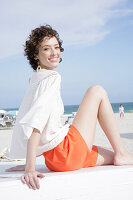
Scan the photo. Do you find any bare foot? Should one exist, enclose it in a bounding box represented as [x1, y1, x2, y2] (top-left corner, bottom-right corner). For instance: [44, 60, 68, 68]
[114, 152, 133, 166]
[5, 165, 25, 172]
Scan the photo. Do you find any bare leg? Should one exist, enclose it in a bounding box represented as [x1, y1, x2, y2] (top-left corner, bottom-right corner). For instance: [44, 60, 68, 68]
[96, 146, 114, 166]
[72, 85, 133, 166]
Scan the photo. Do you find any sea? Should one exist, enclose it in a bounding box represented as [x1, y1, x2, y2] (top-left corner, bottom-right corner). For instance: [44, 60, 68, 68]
[1, 102, 133, 116]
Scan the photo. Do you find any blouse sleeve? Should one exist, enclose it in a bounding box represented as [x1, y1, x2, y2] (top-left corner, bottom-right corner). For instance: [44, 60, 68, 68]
[19, 73, 61, 140]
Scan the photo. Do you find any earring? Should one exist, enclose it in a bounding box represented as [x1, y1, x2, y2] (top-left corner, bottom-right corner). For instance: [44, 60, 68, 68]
[36, 62, 42, 72]
[59, 58, 62, 63]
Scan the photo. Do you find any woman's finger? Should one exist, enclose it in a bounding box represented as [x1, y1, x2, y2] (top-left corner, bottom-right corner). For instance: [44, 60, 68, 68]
[24, 174, 30, 183]
[33, 176, 40, 189]
[28, 174, 37, 190]
[24, 174, 32, 189]
[21, 175, 26, 184]
[37, 173, 45, 178]
[24, 174, 33, 189]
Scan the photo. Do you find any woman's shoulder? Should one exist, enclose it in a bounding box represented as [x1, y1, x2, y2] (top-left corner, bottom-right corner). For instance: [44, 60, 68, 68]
[37, 71, 61, 92]
[29, 70, 61, 86]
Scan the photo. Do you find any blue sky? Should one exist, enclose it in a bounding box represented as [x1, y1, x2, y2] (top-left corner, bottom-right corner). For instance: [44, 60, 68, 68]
[0, 0, 133, 109]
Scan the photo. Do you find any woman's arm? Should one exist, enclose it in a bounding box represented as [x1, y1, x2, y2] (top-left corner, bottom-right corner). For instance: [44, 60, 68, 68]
[21, 128, 45, 190]
[25, 128, 41, 172]
[5, 128, 45, 189]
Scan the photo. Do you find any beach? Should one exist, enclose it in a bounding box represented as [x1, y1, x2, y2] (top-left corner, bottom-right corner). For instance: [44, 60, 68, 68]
[94, 113, 133, 152]
[0, 113, 133, 156]
[0, 113, 133, 199]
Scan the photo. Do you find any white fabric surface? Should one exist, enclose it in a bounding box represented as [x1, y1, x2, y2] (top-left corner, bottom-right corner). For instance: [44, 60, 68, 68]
[7, 68, 70, 159]
[1, 162, 133, 200]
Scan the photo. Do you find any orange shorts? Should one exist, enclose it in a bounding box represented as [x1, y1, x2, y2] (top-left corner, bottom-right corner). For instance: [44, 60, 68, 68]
[43, 125, 98, 172]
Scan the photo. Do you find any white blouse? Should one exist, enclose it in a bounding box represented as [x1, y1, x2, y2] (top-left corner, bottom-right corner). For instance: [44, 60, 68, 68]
[7, 68, 70, 159]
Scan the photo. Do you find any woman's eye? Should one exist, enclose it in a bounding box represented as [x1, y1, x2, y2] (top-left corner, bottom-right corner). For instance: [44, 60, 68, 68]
[44, 47, 60, 51]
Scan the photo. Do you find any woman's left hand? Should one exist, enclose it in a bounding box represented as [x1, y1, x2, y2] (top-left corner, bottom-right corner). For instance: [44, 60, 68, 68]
[5, 165, 25, 172]
[21, 170, 45, 190]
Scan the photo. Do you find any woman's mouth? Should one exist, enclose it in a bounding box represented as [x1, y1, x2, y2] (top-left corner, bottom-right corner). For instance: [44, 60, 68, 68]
[48, 57, 58, 62]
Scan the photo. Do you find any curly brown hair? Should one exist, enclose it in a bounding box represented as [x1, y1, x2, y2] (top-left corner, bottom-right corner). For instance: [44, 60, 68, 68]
[24, 24, 64, 71]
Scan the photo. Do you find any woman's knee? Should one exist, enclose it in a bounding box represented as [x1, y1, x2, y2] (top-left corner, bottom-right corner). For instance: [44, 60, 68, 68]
[87, 84, 108, 99]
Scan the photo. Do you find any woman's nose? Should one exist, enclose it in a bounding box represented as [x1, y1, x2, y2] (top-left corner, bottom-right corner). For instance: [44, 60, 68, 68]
[50, 48, 57, 55]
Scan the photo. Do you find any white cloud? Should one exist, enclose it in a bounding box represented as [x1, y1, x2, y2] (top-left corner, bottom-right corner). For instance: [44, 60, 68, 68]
[0, 0, 132, 59]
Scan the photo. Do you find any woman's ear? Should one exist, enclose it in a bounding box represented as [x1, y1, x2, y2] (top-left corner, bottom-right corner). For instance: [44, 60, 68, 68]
[34, 54, 39, 60]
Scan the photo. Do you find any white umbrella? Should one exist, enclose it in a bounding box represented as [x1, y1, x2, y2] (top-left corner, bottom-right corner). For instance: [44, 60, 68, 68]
[0, 110, 7, 114]
[6, 110, 18, 117]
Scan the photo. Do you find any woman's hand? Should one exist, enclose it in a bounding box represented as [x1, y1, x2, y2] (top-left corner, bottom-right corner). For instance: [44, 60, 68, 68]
[5, 165, 25, 172]
[21, 170, 45, 190]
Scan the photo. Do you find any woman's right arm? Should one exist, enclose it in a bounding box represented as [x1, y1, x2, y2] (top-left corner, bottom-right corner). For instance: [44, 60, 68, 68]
[20, 75, 60, 189]
[21, 128, 45, 190]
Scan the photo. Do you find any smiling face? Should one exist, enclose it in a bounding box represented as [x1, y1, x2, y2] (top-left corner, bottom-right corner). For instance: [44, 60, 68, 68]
[35, 36, 61, 70]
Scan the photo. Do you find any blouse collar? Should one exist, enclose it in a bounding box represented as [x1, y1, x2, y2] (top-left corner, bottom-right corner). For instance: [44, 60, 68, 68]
[29, 68, 58, 85]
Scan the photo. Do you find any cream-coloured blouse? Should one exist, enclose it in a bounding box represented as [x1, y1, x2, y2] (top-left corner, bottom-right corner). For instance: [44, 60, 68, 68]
[8, 68, 70, 159]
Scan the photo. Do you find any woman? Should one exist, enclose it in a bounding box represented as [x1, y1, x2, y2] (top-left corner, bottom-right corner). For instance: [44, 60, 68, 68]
[5, 25, 133, 190]
[119, 104, 124, 118]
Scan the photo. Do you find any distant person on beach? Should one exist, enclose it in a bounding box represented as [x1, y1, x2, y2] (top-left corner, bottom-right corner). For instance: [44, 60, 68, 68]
[119, 104, 124, 118]
[5, 24, 133, 190]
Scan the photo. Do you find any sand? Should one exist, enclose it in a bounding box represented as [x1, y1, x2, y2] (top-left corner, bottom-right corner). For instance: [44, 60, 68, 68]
[94, 113, 133, 152]
[0, 113, 133, 157]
